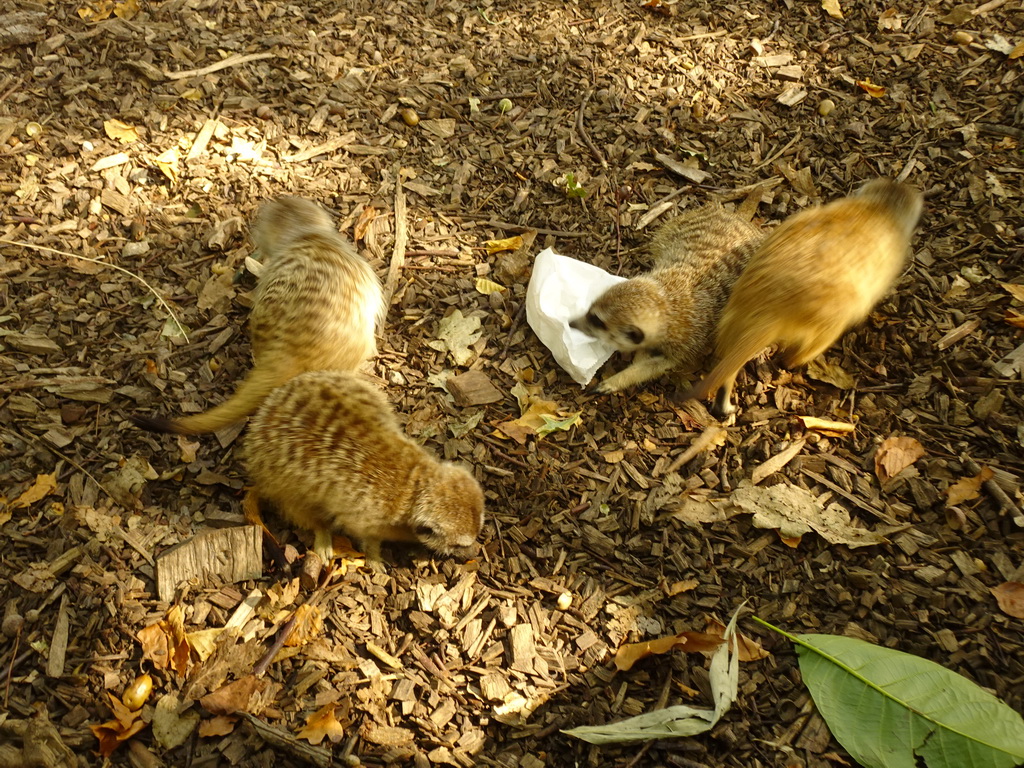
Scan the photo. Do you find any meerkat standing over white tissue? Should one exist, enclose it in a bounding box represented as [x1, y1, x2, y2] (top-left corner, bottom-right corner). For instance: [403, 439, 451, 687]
[681, 179, 924, 418]
[569, 204, 762, 393]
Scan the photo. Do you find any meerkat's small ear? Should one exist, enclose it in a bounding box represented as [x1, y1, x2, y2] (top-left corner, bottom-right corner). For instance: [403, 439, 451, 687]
[626, 326, 645, 345]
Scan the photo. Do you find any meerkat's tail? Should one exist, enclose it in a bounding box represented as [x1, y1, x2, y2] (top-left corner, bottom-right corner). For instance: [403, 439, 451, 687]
[130, 366, 284, 435]
[678, 326, 777, 405]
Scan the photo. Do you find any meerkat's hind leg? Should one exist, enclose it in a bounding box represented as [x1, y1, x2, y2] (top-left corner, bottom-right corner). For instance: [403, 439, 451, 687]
[593, 352, 676, 394]
[313, 528, 334, 562]
[358, 538, 387, 572]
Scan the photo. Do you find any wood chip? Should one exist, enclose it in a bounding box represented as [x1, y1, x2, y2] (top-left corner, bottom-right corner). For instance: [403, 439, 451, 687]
[156, 526, 262, 602]
[448, 370, 504, 406]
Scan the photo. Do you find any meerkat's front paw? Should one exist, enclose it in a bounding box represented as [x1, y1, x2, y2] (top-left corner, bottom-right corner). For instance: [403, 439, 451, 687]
[591, 375, 625, 394]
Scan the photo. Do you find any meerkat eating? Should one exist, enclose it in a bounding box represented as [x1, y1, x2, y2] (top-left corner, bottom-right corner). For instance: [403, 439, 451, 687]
[681, 178, 924, 418]
[132, 196, 384, 435]
[569, 204, 762, 393]
[245, 370, 485, 564]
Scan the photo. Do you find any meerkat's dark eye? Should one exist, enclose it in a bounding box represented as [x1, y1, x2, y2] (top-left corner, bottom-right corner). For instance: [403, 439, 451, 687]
[586, 312, 606, 330]
[626, 326, 645, 345]
[415, 524, 436, 539]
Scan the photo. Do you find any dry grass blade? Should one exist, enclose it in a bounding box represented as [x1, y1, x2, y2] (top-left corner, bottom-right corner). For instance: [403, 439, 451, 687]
[0, 237, 188, 342]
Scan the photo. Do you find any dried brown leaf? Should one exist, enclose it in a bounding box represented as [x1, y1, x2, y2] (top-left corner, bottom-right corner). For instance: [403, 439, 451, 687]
[89, 693, 147, 756]
[874, 436, 926, 484]
[614, 631, 724, 671]
[200, 675, 261, 716]
[991, 582, 1024, 619]
[198, 715, 238, 738]
[945, 467, 993, 506]
[297, 703, 345, 745]
[352, 205, 377, 241]
[667, 579, 699, 596]
[704, 619, 772, 662]
[137, 605, 192, 676]
[284, 603, 324, 647]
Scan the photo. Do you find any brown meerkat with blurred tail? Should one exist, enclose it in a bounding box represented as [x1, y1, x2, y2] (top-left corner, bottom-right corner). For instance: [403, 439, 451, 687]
[681, 178, 924, 418]
[569, 204, 762, 393]
[246, 370, 485, 563]
[132, 196, 384, 435]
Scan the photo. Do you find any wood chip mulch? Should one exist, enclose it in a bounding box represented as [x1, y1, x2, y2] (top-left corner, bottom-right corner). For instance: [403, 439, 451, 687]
[1, 1, 1022, 767]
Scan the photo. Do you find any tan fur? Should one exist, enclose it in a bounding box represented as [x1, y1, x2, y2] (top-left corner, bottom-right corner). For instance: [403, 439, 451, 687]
[246, 370, 485, 563]
[683, 179, 924, 417]
[570, 204, 761, 393]
[132, 197, 384, 435]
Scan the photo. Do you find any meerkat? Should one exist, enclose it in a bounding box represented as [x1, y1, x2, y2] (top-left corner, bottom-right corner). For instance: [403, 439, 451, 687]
[569, 204, 762, 393]
[132, 196, 384, 435]
[245, 370, 485, 564]
[681, 178, 924, 418]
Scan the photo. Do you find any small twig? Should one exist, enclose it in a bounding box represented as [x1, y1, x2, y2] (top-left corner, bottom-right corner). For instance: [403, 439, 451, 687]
[752, 129, 802, 172]
[252, 566, 335, 677]
[164, 51, 276, 81]
[3, 626, 21, 709]
[500, 300, 527, 359]
[961, 454, 1023, 525]
[480, 219, 588, 238]
[576, 90, 608, 169]
[0, 77, 24, 104]
[977, 123, 1024, 140]
[2, 426, 118, 501]
[0, 238, 187, 342]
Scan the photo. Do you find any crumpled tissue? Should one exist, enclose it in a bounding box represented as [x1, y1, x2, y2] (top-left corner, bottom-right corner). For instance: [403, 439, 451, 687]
[525, 247, 627, 386]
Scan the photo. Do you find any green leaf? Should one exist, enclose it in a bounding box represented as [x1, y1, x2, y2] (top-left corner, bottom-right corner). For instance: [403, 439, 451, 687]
[536, 410, 581, 438]
[788, 630, 1024, 768]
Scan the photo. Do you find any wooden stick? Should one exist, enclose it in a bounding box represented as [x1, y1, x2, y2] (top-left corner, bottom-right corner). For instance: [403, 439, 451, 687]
[382, 183, 408, 311]
[164, 52, 276, 81]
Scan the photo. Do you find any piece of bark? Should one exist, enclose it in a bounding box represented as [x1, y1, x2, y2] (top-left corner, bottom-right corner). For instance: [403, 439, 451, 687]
[0, 11, 46, 50]
[240, 713, 331, 768]
[156, 526, 262, 602]
[447, 370, 503, 406]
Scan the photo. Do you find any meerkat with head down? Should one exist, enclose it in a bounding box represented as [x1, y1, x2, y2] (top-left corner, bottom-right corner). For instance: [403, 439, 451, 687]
[569, 204, 762, 393]
[245, 370, 485, 564]
[132, 196, 384, 435]
[681, 178, 924, 418]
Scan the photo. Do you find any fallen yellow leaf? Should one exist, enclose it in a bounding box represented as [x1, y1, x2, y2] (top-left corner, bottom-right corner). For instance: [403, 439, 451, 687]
[484, 235, 524, 255]
[945, 467, 993, 506]
[155, 147, 180, 183]
[475, 277, 506, 295]
[297, 703, 345, 745]
[11, 472, 57, 509]
[856, 78, 887, 98]
[821, 0, 843, 20]
[104, 119, 140, 144]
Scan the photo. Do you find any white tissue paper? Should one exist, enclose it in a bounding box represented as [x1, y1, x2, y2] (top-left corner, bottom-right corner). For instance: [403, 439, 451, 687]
[525, 247, 627, 386]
